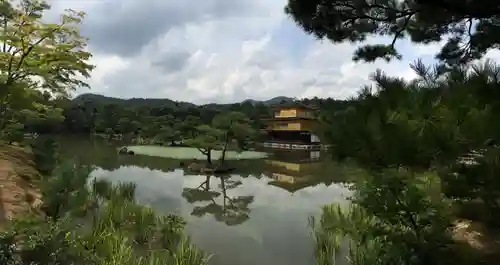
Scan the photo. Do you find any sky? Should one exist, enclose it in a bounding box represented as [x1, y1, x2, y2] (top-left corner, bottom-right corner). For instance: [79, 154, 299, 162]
[48, 0, 500, 104]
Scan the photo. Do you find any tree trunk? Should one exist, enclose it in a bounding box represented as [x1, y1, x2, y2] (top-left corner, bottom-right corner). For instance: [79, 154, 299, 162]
[206, 148, 212, 165]
[198, 148, 213, 166]
[220, 133, 230, 166]
[220, 177, 228, 209]
[204, 176, 211, 190]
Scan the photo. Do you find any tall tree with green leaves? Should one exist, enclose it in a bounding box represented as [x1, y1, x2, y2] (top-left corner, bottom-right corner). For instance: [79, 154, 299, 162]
[284, 0, 500, 65]
[154, 125, 180, 146]
[0, 0, 94, 134]
[184, 124, 223, 165]
[212, 111, 256, 164]
[185, 112, 255, 167]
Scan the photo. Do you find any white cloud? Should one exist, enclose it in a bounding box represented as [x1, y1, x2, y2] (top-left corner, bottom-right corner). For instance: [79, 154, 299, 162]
[49, 0, 500, 104]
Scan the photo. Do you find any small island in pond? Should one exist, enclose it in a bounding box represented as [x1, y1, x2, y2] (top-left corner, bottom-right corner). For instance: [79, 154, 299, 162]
[117, 111, 270, 174]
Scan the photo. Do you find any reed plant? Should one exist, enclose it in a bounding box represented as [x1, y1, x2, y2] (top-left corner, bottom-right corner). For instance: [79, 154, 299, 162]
[0, 160, 209, 265]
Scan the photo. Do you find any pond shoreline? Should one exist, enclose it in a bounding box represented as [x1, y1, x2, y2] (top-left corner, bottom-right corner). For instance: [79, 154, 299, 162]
[122, 145, 268, 161]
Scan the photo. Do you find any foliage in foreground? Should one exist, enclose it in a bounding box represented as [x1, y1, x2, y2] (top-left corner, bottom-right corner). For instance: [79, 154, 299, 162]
[311, 60, 500, 265]
[285, 0, 500, 65]
[322, 60, 500, 170]
[0, 161, 209, 265]
[0, 0, 94, 135]
[30, 135, 59, 176]
[311, 169, 453, 265]
[321, 60, 500, 220]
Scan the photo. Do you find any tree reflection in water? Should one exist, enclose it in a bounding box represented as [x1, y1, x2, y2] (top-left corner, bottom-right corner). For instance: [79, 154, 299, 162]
[182, 175, 254, 226]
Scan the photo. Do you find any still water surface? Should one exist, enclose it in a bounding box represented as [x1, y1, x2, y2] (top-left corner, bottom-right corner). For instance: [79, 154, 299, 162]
[60, 137, 359, 265]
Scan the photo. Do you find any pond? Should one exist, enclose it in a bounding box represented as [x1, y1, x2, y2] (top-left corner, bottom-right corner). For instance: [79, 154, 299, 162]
[59, 136, 361, 265]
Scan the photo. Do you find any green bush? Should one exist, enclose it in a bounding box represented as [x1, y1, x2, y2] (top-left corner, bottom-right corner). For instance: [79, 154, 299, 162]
[2, 123, 24, 145]
[443, 147, 500, 226]
[0, 230, 17, 265]
[0, 214, 93, 265]
[30, 135, 58, 176]
[311, 169, 454, 265]
[41, 161, 94, 220]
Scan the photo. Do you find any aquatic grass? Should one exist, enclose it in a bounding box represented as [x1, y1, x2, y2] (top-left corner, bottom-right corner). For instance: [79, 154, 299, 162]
[87, 222, 210, 265]
[310, 204, 343, 265]
[92, 188, 181, 249]
[67, 185, 94, 218]
[136, 241, 210, 265]
[88, 181, 207, 263]
[87, 198, 208, 265]
[115, 182, 137, 201]
[309, 204, 378, 265]
[104, 197, 138, 229]
[156, 214, 187, 250]
[91, 178, 113, 200]
[92, 180, 137, 201]
[169, 237, 212, 265]
[132, 206, 157, 245]
[91, 228, 135, 265]
[10, 158, 210, 265]
[136, 251, 171, 265]
[91, 209, 114, 238]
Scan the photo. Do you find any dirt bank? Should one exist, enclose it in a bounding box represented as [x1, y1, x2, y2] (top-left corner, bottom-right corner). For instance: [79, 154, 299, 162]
[0, 144, 42, 224]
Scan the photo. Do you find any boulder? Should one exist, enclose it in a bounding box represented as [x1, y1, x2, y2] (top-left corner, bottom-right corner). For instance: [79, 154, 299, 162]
[118, 147, 132, 155]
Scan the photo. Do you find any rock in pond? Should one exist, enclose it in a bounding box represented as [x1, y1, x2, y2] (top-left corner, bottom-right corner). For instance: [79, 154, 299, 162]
[118, 147, 135, 155]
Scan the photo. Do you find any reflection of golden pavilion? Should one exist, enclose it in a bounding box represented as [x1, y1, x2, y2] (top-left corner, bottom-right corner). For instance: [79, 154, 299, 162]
[265, 151, 321, 192]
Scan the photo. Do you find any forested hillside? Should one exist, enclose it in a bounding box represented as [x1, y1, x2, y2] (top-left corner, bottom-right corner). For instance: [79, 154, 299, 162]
[7, 91, 351, 143]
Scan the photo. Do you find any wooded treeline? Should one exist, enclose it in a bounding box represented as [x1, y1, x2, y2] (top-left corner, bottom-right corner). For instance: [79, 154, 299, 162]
[12, 92, 351, 139]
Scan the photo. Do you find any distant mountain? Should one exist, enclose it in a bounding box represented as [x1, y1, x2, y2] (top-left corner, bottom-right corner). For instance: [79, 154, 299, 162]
[72, 93, 196, 108]
[73, 93, 295, 107]
[242, 96, 294, 106]
[264, 96, 295, 105]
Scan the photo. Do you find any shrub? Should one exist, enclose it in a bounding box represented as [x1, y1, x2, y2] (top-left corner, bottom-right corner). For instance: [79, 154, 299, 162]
[41, 161, 94, 220]
[0, 214, 93, 265]
[30, 135, 58, 176]
[311, 169, 454, 265]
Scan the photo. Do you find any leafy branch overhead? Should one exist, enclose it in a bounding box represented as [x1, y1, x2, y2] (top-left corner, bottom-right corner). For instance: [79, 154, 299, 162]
[0, 0, 94, 93]
[0, 0, 95, 135]
[284, 0, 500, 65]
